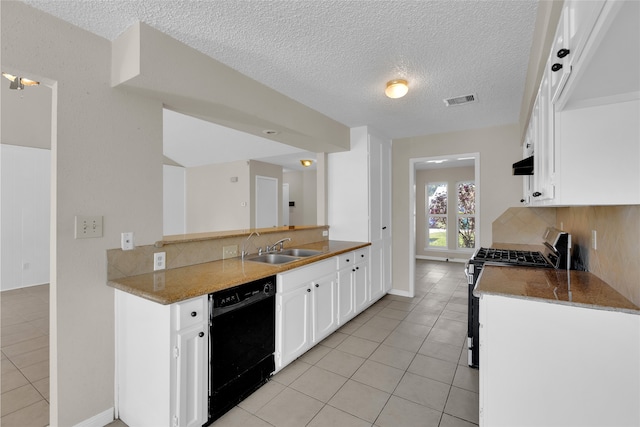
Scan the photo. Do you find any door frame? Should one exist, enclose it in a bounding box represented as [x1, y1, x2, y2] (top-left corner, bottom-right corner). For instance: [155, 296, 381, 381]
[408, 153, 480, 296]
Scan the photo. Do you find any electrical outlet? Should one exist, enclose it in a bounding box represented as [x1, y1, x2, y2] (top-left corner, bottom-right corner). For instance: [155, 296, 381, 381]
[121, 232, 134, 251]
[322, 230, 328, 237]
[591, 230, 597, 250]
[223, 245, 238, 259]
[154, 252, 166, 271]
[75, 215, 103, 239]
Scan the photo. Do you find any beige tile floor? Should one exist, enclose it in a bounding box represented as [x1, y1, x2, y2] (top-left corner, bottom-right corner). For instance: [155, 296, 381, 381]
[2, 260, 478, 427]
[212, 260, 478, 427]
[1, 284, 50, 427]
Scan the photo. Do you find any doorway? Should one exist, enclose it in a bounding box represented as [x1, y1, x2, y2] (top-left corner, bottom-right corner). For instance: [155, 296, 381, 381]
[0, 70, 55, 426]
[408, 153, 480, 297]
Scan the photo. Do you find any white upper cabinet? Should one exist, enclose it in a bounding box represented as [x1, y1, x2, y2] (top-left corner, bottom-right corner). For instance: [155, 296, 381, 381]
[329, 126, 392, 290]
[527, 0, 640, 206]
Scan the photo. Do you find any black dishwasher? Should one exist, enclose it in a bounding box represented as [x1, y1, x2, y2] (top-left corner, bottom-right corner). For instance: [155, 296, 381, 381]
[206, 275, 276, 424]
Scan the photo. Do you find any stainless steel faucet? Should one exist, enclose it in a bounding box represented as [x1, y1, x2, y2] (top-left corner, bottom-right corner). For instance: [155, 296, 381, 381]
[241, 231, 260, 260]
[266, 237, 291, 253]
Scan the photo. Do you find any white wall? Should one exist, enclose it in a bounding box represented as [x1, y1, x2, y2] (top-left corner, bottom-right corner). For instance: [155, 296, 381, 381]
[163, 165, 186, 235]
[186, 160, 250, 232]
[3, 3, 164, 425]
[0, 144, 51, 290]
[393, 124, 523, 294]
[302, 170, 318, 225]
[283, 170, 317, 225]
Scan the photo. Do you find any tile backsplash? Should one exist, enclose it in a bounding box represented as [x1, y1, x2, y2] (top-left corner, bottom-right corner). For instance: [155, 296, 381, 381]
[493, 206, 640, 306]
[557, 205, 640, 307]
[492, 207, 556, 245]
[107, 227, 328, 281]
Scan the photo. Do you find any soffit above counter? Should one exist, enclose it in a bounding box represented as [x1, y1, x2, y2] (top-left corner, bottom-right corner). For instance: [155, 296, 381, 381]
[111, 22, 350, 156]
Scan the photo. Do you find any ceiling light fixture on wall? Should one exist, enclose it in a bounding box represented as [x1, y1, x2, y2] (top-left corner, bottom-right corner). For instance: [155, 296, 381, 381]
[2, 72, 40, 90]
[385, 79, 408, 99]
[300, 159, 313, 167]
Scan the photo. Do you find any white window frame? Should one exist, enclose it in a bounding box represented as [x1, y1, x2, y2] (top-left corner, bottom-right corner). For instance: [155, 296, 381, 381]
[426, 182, 448, 250]
[456, 180, 476, 251]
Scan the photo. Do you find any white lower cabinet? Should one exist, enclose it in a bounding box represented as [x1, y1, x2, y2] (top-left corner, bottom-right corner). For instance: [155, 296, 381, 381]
[116, 291, 208, 427]
[276, 248, 379, 372]
[336, 266, 355, 325]
[312, 272, 338, 342]
[276, 281, 312, 369]
[368, 243, 385, 303]
[175, 324, 208, 427]
[337, 248, 370, 316]
[275, 258, 336, 370]
[479, 294, 639, 427]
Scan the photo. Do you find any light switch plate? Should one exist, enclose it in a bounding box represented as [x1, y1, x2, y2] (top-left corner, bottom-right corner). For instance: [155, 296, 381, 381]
[75, 215, 103, 239]
[121, 232, 134, 251]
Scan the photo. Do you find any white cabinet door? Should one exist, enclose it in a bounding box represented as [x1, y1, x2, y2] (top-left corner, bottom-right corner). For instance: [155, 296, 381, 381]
[353, 260, 368, 313]
[368, 243, 384, 303]
[174, 325, 207, 427]
[276, 285, 311, 369]
[531, 66, 556, 204]
[337, 267, 355, 325]
[116, 292, 207, 427]
[369, 133, 392, 295]
[312, 272, 337, 343]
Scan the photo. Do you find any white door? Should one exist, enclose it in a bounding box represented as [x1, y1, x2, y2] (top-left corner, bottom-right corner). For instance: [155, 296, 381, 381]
[255, 176, 278, 228]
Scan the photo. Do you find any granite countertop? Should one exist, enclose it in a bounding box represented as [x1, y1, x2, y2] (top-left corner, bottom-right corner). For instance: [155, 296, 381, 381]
[474, 265, 640, 314]
[108, 240, 369, 305]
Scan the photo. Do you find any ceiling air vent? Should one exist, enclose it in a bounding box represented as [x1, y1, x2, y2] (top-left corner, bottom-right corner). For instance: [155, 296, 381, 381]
[444, 93, 477, 107]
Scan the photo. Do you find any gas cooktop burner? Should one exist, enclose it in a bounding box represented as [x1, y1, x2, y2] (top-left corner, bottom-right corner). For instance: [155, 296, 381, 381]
[472, 247, 551, 267]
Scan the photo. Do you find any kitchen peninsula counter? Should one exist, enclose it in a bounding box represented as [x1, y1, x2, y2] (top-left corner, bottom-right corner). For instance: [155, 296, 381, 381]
[109, 240, 369, 305]
[474, 265, 639, 313]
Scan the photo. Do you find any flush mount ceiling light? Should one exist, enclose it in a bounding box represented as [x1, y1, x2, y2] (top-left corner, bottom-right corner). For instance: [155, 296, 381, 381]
[2, 72, 40, 90]
[385, 79, 408, 99]
[300, 159, 313, 167]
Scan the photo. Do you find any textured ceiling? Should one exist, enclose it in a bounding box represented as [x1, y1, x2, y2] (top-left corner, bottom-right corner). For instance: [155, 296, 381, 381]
[22, 0, 539, 167]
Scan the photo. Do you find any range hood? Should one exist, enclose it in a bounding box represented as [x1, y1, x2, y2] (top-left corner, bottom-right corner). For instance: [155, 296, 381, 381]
[512, 156, 534, 175]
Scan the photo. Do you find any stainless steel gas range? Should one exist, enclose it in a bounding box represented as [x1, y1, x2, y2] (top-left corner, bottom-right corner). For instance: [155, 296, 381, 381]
[464, 227, 571, 368]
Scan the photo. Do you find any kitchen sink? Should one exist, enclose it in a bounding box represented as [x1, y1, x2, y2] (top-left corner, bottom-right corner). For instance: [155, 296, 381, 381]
[278, 249, 322, 257]
[246, 254, 301, 265]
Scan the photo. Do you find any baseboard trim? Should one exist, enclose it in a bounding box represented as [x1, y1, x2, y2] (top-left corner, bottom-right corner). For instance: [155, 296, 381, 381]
[387, 288, 411, 298]
[416, 255, 468, 264]
[73, 408, 114, 427]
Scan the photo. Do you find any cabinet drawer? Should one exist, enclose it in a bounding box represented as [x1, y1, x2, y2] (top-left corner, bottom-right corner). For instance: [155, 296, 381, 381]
[354, 248, 369, 264]
[277, 258, 335, 293]
[175, 296, 207, 331]
[336, 252, 355, 270]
